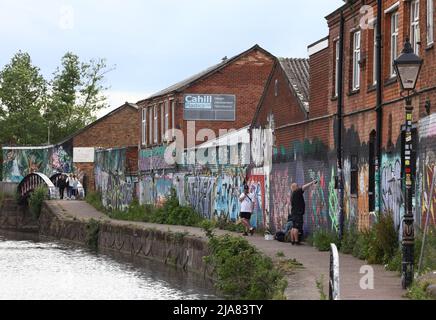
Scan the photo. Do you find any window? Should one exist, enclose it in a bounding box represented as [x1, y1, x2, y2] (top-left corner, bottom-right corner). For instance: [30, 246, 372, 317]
[274, 79, 279, 97]
[141, 108, 147, 146]
[153, 105, 158, 144]
[428, 0, 434, 45]
[171, 100, 175, 139]
[411, 0, 421, 54]
[164, 100, 169, 141]
[352, 31, 361, 90]
[334, 40, 340, 96]
[160, 103, 164, 142]
[373, 23, 377, 85]
[350, 155, 358, 196]
[390, 12, 399, 77]
[149, 107, 153, 145]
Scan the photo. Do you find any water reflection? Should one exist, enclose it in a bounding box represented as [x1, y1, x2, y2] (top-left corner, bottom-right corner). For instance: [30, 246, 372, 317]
[0, 231, 217, 300]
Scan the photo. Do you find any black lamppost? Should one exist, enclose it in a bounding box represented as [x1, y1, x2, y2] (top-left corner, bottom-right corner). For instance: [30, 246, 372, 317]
[393, 38, 423, 289]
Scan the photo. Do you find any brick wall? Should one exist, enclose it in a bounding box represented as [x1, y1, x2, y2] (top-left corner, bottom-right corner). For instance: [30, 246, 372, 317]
[138, 47, 275, 150]
[71, 104, 139, 192]
[73, 104, 139, 148]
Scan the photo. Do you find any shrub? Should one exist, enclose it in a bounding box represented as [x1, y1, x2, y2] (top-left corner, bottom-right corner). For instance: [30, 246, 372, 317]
[28, 186, 48, 219]
[204, 233, 287, 300]
[367, 213, 398, 265]
[340, 225, 358, 254]
[415, 226, 436, 274]
[386, 248, 402, 272]
[216, 214, 245, 233]
[405, 281, 434, 300]
[85, 219, 100, 250]
[352, 231, 371, 260]
[312, 228, 339, 251]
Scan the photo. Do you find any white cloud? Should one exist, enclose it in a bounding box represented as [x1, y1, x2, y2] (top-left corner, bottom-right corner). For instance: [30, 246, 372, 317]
[96, 90, 149, 119]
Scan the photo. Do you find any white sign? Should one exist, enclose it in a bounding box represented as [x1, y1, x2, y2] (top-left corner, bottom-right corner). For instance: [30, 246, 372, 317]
[73, 148, 95, 163]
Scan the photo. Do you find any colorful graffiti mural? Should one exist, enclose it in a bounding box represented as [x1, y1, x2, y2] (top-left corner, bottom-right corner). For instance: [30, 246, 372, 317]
[380, 154, 403, 229]
[94, 148, 135, 211]
[139, 146, 175, 172]
[2, 143, 73, 183]
[421, 163, 436, 226]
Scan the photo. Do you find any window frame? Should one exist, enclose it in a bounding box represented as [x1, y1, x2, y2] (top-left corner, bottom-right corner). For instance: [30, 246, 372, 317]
[164, 100, 169, 141]
[411, 0, 421, 55]
[427, 0, 434, 45]
[334, 40, 340, 97]
[373, 22, 378, 85]
[141, 108, 147, 146]
[148, 106, 153, 145]
[171, 100, 175, 140]
[153, 105, 158, 144]
[390, 11, 399, 77]
[352, 30, 361, 91]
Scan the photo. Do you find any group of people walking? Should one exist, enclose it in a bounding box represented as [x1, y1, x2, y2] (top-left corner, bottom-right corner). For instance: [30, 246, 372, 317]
[239, 179, 318, 245]
[56, 174, 80, 200]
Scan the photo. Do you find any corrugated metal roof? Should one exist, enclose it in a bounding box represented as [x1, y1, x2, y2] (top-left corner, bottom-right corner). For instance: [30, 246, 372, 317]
[278, 57, 310, 112]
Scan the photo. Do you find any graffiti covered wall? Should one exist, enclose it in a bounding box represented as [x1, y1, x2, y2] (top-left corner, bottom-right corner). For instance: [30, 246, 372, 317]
[417, 114, 436, 227]
[2, 142, 73, 183]
[94, 148, 135, 211]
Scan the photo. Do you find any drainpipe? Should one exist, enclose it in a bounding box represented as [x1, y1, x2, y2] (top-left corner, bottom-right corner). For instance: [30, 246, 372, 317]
[337, 12, 345, 240]
[375, 0, 383, 215]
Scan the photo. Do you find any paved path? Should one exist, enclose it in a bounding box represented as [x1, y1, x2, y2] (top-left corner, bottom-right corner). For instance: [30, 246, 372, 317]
[51, 200, 407, 300]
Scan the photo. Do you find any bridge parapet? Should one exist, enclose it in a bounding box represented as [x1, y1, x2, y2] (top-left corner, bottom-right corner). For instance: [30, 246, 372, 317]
[17, 173, 58, 202]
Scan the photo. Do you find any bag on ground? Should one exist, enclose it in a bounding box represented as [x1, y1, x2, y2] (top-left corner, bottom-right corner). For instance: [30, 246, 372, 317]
[275, 231, 285, 242]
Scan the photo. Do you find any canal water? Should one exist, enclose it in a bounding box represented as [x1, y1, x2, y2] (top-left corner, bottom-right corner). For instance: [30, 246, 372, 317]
[0, 231, 217, 300]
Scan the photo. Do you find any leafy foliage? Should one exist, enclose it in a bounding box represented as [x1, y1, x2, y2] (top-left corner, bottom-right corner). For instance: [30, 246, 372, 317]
[405, 280, 435, 300]
[85, 219, 100, 250]
[0, 52, 47, 146]
[204, 232, 287, 300]
[44, 53, 111, 142]
[312, 228, 339, 251]
[0, 51, 112, 148]
[340, 225, 358, 254]
[28, 186, 48, 219]
[86, 189, 204, 227]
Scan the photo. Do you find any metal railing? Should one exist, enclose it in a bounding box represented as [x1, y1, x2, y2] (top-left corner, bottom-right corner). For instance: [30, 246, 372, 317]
[329, 243, 340, 300]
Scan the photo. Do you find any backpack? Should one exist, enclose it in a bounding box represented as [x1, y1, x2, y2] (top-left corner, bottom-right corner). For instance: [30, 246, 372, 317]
[275, 231, 285, 242]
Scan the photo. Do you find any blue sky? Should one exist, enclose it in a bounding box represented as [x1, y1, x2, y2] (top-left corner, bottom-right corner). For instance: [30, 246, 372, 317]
[0, 0, 344, 117]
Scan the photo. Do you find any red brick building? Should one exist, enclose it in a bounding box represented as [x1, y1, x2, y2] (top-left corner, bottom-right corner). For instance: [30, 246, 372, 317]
[250, 44, 333, 233]
[250, 0, 436, 234]
[326, 0, 436, 231]
[136, 45, 275, 173]
[60, 102, 139, 192]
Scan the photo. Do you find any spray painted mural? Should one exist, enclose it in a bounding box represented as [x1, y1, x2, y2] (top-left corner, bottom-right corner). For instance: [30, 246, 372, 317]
[94, 148, 135, 211]
[2, 142, 73, 183]
[139, 146, 175, 172]
[270, 157, 333, 234]
[137, 167, 268, 228]
[417, 114, 436, 227]
[380, 154, 403, 230]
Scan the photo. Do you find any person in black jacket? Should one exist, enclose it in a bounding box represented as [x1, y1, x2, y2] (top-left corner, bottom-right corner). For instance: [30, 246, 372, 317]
[290, 180, 318, 245]
[57, 175, 67, 200]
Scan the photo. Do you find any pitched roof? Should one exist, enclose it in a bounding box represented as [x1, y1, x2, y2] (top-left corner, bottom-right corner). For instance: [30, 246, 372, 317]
[278, 57, 310, 112]
[56, 102, 138, 145]
[141, 44, 274, 102]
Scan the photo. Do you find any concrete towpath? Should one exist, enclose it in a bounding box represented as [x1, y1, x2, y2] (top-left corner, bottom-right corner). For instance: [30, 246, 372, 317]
[50, 200, 407, 300]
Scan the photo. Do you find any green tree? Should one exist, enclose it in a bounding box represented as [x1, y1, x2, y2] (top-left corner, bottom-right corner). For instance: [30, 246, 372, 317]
[0, 51, 47, 145]
[44, 52, 111, 142]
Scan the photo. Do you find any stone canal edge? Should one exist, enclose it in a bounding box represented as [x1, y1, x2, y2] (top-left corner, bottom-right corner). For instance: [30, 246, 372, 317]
[36, 200, 406, 300]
